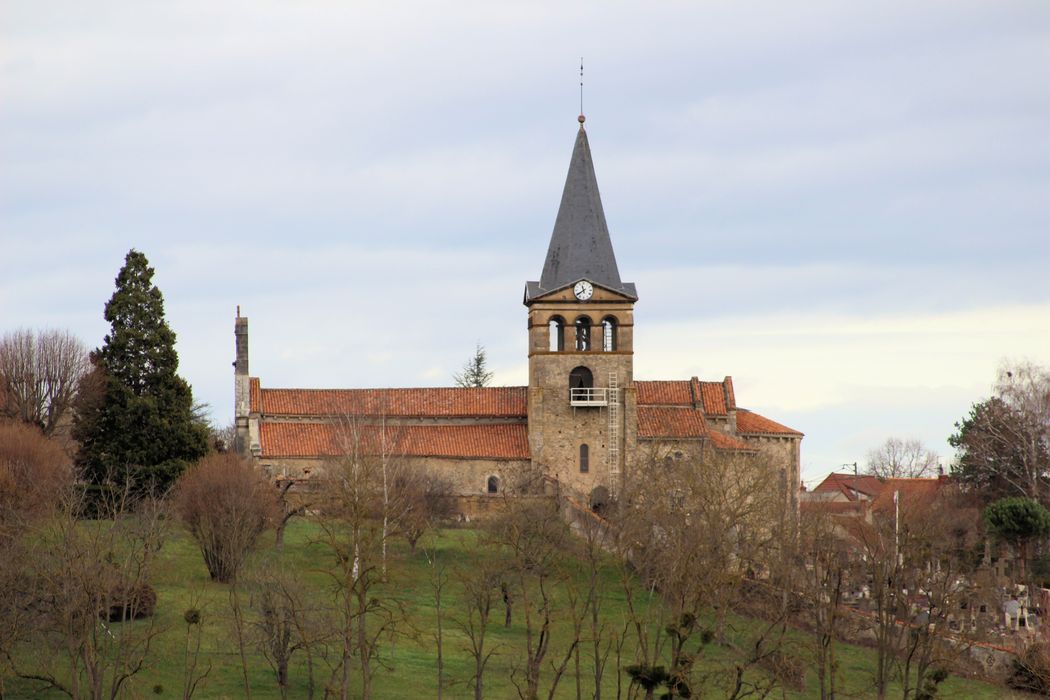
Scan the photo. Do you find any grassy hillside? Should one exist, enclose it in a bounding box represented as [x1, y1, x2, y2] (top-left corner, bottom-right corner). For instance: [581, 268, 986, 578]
[3, 520, 1023, 699]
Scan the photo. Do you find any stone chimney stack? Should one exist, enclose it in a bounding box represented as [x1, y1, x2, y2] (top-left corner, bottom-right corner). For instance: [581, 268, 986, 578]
[234, 308, 250, 456]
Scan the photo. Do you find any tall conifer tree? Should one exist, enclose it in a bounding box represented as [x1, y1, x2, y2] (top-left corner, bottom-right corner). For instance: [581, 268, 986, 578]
[74, 250, 209, 493]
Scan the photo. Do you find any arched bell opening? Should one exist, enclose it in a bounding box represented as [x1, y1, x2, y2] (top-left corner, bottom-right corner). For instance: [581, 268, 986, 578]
[574, 315, 592, 352]
[548, 316, 565, 352]
[569, 365, 594, 402]
[601, 316, 618, 352]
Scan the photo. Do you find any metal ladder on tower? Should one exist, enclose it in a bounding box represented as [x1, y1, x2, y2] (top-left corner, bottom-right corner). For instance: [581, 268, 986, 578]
[608, 371, 620, 493]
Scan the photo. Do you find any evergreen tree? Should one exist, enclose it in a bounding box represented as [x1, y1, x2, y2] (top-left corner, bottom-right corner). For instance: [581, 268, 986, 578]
[453, 343, 494, 388]
[74, 250, 209, 494]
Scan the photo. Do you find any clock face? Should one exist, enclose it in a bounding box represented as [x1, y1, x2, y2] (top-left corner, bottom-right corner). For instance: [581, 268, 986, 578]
[573, 280, 594, 300]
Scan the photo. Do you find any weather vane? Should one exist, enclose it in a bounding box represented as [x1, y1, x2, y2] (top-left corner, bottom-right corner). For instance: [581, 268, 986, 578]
[579, 57, 585, 125]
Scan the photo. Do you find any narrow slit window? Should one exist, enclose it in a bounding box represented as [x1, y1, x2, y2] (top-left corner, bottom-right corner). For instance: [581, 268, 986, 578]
[580, 444, 589, 473]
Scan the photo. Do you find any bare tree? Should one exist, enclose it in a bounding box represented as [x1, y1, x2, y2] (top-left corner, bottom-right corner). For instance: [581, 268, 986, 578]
[0, 421, 73, 533]
[2, 486, 168, 699]
[398, 470, 455, 551]
[454, 551, 503, 700]
[173, 453, 279, 583]
[797, 507, 850, 700]
[0, 329, 88, 439]
[314, 415, 409, 700]
[488, 481, 585, 700]
[852, 484, 979, 700]
[991, 361, 1050, 500]
[246, 561, 328, 700]
[422, 545, 450, 700]
[180, 597, 212, 700]
[866, 437, 940, 479]
[614, 445, 795, 699]
[951, 361, 1050, 502]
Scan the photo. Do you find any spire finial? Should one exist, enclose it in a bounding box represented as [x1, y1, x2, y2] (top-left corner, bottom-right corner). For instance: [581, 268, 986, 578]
[578, 57, 585, 126]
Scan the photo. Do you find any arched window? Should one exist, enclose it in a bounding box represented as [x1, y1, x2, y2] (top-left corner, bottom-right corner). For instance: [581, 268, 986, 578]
[579, 444, 589, 473]
[548, 316, 565, 352]
[590, 485, 609, 512]
[569, 366, 593, 401]
[601, 316, 617, 352]
[487, 475, 500, 494]
[575, 316, 592, 351]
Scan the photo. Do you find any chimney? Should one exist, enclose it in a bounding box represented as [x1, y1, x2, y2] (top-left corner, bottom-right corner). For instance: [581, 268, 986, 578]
[234, 311, 250, 456]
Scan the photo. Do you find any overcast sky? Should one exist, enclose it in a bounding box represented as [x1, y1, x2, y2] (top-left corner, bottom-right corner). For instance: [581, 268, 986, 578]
[3, 1, 1048, 485]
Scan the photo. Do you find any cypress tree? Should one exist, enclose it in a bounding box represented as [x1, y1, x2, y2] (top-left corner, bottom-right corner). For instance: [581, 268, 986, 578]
[74, 249, 209, 494]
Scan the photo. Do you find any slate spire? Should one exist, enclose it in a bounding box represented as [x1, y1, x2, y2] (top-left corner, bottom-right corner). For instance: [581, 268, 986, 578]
[526, 121, 636, 302]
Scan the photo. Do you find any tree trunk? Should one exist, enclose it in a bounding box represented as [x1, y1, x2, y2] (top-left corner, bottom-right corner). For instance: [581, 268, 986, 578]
[357, 587, 372, 700]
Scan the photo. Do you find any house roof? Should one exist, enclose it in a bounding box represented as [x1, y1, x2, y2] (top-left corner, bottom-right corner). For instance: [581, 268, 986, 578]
[812, 473, 885, 501]
[251, 373, 798, 458]
[259, 422, 530, 460]
[525, 124, 636, 302]
[707, 430, 753, 451]
[637, 406, 707, 439]
[636, 380, 693, 406]
[871, 477, 945, 513]
[697, 379, 728, 416]
[736, 410, 803, 436]
[254, 384, 528, 418]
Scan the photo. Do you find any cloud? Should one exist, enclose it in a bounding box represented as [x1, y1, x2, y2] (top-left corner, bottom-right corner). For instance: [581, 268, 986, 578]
[2, 1, 1048, 488]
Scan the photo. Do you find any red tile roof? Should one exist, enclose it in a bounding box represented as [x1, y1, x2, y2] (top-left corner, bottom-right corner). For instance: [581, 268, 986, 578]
[259, 422, 530, 460]
[872, 477, 945, 513]
[697, 380, 727, 415]
[813, 473, 884, 501]
[250, 377, 261, 413]
[707, 430, 753, 451]
[735, 410, 802, 436]
[637, 406, 707, 439]
[636, 381, 693, 406]
[637, 377, 734, 416]
[257, 386, 528, 418]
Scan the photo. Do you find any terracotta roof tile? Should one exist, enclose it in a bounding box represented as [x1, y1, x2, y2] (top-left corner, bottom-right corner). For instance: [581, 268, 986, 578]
[872, 477, 945, 513]
[637, 406, 707, 438]
[813, 473, 884, 501]
[636, 381, 692, 406]
[258, 386, 527, 418]
[259, 422, 530, 460]
[735, 410, 802, 436]
[707, 430, 753, 451]
[697, 379, 728, 415]
[250, 377, 260, 413]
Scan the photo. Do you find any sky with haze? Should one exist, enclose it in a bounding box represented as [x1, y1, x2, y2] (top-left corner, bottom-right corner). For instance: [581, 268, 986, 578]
[2, 1, 1048, 485]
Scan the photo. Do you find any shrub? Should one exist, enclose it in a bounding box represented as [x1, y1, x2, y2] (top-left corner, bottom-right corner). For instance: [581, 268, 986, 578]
[106, 582, 157, 621]
[0, 421, 72, 528]
[1009, 642, 1050, 695]
[174, 453, 278, 583]
[759, 650, 806, 692]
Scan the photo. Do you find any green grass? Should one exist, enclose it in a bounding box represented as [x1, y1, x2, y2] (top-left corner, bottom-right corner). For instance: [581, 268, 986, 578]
[3, 520, 1024, 699]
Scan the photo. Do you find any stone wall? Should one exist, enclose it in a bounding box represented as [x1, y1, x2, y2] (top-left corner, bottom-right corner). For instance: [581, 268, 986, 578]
[255, 454, 530, 500]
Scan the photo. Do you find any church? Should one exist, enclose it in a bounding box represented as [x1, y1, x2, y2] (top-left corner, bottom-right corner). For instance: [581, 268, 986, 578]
[233, 116, 802, 514]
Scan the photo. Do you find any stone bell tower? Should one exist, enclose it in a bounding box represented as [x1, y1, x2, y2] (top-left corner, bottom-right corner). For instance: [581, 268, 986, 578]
[524, 116, 638, 504]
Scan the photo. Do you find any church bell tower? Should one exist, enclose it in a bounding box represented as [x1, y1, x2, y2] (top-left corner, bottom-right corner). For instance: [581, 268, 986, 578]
[524, 116, 638, 504]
